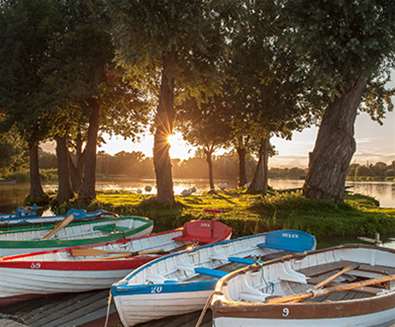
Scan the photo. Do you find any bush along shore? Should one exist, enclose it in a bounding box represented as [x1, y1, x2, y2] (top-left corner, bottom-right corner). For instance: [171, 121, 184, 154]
[75, 190, 395, 242]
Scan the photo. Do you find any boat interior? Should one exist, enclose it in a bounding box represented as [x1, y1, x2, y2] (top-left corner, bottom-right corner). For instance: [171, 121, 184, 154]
[0, 217, 147, 242]
[129, 235, 285, 286]
[223, 246, 395, 304]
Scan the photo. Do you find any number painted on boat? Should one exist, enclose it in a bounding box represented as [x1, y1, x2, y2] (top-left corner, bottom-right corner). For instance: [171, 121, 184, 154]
[282, 308, 289, 317]
[31, 262, 41, 269]
[150, 286, 163, 294]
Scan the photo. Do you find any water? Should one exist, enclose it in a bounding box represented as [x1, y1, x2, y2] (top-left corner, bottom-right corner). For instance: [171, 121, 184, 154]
[0, 179, 394, 212]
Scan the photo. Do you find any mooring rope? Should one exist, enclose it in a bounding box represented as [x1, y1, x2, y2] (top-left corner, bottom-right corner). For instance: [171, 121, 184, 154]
[195, 290, 222, 327]
[104, 290, 113, 327]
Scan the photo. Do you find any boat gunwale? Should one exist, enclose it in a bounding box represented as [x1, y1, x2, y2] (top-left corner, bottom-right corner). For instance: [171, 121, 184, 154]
[211, 243, 395, 320]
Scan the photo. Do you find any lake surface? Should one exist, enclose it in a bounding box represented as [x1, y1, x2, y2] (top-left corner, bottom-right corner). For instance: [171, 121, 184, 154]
[0, 179, 394, 212]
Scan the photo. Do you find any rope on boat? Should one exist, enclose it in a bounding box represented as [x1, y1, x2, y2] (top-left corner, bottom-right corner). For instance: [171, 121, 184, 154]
[195, 291, 222, 327]
[104, 291, 113, 327]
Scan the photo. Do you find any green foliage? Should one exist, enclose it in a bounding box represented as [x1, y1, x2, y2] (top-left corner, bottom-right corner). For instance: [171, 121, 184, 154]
[285, 0, 395, 120]
[95, 190, 395, 241]
[0, 128, 27, 175]
[0, 0, 65, 142]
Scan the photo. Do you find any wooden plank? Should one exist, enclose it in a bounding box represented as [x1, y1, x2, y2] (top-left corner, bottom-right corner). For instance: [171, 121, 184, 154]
[267, 273, 395, 304]
[313, 265, 356, 289]
[299, 261, 353, 277]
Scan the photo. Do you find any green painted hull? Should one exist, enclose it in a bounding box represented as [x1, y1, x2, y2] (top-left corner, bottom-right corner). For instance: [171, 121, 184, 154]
[0, 216, 153, 256]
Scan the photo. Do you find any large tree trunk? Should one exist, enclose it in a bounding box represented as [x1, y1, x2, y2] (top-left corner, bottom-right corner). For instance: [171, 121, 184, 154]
[247, 135, 270, 194]
[153, 54, 175, 205]
[78, 99, 100, 205]
[205, 150, 215, 191]
[69, 130, 84, 193]
[55, 136, 73, 203]
[236, 147, 248, 187]
[28, 141, 46, 203]
[303, 75, 368, 202]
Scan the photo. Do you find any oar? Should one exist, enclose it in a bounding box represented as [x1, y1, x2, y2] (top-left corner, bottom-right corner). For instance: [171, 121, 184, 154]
[313, 265, 356, 290]
[70, 241, 196, 258]
[42, 214, 74, 240]
[267, 273, 395, 304]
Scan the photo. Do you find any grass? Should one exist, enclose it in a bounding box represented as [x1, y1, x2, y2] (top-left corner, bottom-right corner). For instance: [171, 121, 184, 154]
[93, 189, 395, 241]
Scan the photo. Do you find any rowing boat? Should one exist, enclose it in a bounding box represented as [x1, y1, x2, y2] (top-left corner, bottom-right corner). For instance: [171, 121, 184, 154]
[211, 244, 395, 327]
[0, 208, 108, 226]
[111, 229, 316, 326]
[0, 220, 231, 305]
[0, 216, 153, 256]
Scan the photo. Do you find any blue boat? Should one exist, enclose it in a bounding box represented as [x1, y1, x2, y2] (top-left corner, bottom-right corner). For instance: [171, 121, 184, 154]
[111, 229, 316, 326]
[0, 206, 111, 226]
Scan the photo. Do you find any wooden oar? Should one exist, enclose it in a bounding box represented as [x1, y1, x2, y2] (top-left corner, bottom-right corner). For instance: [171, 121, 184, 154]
[70, 241, 195, 258]
[42, 214, 74, 240]
[267, 273, 395, 304]
[313, 265, 356, 290]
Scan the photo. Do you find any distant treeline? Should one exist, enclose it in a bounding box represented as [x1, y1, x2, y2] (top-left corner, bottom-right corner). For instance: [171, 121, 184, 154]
[348, 162, 395, 181]
[35, 150, 394, 182]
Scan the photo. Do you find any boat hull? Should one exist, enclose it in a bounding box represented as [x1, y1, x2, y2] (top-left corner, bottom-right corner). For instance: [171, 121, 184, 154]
[114, 289, 211, 326]
[213, 306, 395, 327]
[0, 263, 143, 305]
[212, 245, 395, 327]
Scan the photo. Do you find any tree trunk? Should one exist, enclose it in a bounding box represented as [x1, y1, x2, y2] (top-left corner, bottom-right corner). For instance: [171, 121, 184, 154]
[55, 136, 73, 203]
[303, 75, 368, 202]
[69, 130, 83, 193]
[205, 150, 215, 191]
[28, 141, 46, 203]
[78, 98, 100, 205]
[153, 54, 175, 205]
[236, 147, 248, 187]
[247, 135, 270, 194]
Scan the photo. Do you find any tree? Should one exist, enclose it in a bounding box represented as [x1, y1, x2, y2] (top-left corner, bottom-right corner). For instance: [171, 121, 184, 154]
[178, 99, 231, 191]
[222, 1, 313, 194]
[285, 0, 395, 202]
[0, 0, 64, 203]
[108, 0, 237, 204]
[42, 1, 150, 204]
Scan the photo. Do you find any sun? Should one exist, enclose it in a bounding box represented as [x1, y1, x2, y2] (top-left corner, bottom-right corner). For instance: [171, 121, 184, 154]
[166, 132, 194, 160]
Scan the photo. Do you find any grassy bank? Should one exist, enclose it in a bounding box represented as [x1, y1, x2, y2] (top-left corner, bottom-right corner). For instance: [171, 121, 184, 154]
[94, 190, 395, 241]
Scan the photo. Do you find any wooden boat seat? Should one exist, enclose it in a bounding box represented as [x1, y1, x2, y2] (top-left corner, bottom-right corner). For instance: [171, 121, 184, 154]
[194, 267, 227, 278]
[228, 257, 255, 265]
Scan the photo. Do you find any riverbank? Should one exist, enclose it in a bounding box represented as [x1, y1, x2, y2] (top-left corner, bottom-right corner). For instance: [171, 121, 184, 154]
[94, 190, 395, 241]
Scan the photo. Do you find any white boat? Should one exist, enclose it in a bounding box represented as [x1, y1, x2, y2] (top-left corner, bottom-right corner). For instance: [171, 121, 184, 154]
[111, 229, 316, 326]
[0, 215, 153, 256]
[211, 244, 395, 327]
[0, 220, 232, 306]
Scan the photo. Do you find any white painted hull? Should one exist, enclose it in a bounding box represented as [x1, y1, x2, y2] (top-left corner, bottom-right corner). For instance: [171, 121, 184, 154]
[114, 290, 211, 326]
[0, 267, 132, 301]
[213, 306, 395, 327]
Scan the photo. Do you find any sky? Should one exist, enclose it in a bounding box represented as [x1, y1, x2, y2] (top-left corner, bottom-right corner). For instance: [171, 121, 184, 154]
[99, 75, 395, 168]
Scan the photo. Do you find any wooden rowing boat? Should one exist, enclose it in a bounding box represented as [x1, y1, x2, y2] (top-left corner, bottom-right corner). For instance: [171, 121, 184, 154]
[0, 220, 231, 306]
[0, 208, 109, 226]
[211, 244, 395, 327]
[0, 216, 153, 256]
[111, 229, 316, 326]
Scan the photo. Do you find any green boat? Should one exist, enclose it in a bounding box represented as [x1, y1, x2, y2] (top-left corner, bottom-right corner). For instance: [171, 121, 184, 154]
[0, 216, 153, 256]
